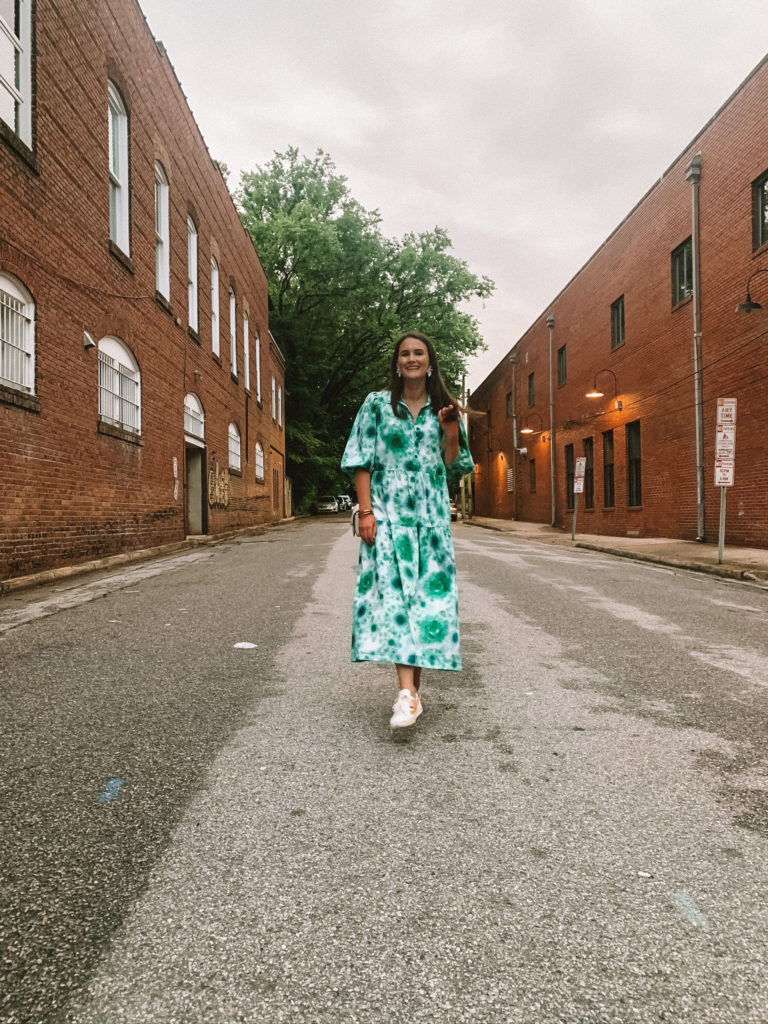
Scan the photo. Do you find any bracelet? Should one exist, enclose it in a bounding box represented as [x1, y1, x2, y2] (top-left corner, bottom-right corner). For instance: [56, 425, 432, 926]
[357, 509, 374, 517]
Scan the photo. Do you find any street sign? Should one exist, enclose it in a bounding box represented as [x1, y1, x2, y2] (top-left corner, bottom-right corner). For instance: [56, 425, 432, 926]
[575, 457, 586, 477]
[715, 424, 736, 459]
[573, 478, 584, 493]
[716, 397, 737, 425]
[715, 459, 734, 487]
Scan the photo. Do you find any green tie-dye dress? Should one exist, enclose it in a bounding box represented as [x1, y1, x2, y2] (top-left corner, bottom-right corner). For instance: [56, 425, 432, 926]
[341, 390, 474, 671]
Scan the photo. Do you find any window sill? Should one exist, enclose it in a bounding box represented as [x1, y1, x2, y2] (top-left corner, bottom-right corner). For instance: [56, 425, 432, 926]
[753, 241, 768, 259]
[98, 419, 143, 445]
[231, 373, 239, 384]
[212, 353, 222, 366]
[610, 340, 625, 352]
[109, 240, 134, 274]
[155, 292, 173, 316]
[671, 295, 692, 312]
[228, 467, 242, 478]
[0, 122, 37, 172]
[0, 382, 40, 413]
[188, 327, 201, 345]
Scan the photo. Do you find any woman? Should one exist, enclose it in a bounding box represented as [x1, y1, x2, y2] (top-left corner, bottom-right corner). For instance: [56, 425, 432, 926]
[341, 332, 474, 729]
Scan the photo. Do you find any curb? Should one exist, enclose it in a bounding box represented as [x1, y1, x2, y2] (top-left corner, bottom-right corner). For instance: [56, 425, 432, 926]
[461, 519, 768, 587]
[0, 518, 297, 596]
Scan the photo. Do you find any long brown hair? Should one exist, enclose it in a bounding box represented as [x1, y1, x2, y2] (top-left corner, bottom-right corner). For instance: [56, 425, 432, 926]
[389, 332, 458, 418]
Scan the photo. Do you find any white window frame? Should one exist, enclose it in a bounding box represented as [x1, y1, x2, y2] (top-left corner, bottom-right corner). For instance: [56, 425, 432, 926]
[98, 336, 141, 435]
[154, 162, 170, 298]
[228, 422, 241, 472]
[271, 375, 276, 420]
[184, 392, 205, 446]
[0, 0, 32, 147]
[187, 216, 198, 332]
[254, 441, 265, 482]
[229, 287, 237, 376]
[210, 257, 220, 356]
[0, 272, 34, 393]
[243, 312, 250, 391]
[277, 384, 283, 428]
[108, 81, 130, 254]
[255, 330, 262, 402]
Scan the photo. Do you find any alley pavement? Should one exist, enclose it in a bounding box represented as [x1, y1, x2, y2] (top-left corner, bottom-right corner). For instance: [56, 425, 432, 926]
[463, 516, 768, 586]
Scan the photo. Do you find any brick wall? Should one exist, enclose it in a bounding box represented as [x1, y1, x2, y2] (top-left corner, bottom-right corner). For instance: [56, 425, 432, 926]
[470, 56, 768, 548]
[0, 0, 286, 580]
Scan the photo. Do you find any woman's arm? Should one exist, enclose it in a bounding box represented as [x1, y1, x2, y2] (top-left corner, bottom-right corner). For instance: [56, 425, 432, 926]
[355, 468, 377, 546]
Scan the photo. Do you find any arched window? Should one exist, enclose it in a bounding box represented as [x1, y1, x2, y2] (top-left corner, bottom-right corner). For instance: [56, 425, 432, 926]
[108, 82, 130, 253]
[0, 273, 35, 393]
[228, 422, 241, 471]
[184, 393, 205, 444]
[154, 163, 169, 298]
[98, 336, 140, 434]
[254, 441, 265, 482]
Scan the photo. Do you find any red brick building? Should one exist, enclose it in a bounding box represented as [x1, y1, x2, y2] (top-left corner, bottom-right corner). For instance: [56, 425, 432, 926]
[0, 0, 286, 582]
[470, 55, 768, 548]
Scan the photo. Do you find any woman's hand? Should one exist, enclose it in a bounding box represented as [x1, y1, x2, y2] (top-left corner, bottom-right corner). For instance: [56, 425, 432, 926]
[357, 512, 377, 547]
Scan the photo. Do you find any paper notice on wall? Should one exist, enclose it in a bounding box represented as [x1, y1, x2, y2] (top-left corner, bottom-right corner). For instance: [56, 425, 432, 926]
[173, 479, 179, 501]
[173, 457, 178, 479]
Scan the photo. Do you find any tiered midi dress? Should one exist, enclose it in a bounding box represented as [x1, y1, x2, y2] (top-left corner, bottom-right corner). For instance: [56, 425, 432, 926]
[341, 390, 474, 671]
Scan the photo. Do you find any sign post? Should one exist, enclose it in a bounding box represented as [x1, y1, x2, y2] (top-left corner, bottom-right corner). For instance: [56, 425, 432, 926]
[571, 457, 586, 541]
[715, 398, 737, 564]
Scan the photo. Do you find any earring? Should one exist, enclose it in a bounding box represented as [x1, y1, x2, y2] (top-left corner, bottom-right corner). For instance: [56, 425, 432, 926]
[397, 369, 402, 378]
[427, 368, 433, 377]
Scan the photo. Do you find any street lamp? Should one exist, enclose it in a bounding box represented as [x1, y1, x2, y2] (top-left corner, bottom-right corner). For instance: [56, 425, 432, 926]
[585, 368, 622, 410]
[736, 267, 768, 313]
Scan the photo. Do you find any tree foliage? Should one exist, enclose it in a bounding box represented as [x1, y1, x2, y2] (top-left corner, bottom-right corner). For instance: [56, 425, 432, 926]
[236, 147, 494, 509]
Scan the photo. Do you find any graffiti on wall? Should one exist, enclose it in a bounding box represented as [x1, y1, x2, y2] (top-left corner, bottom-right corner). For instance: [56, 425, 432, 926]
[208, 461, 229, 508]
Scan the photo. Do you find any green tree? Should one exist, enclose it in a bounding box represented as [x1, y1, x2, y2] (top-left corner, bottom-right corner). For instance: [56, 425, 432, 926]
[237, 147, 493, 509]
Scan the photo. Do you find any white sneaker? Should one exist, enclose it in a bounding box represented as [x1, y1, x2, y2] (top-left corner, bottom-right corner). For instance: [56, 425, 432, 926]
[390, 688, 423, 729]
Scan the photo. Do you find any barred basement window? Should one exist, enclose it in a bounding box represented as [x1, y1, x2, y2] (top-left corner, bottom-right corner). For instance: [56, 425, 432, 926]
[0, 273, 34, 393]
[602, 429, 615, 508]
[626, 420, 642, 506]
[583, 436, 594, 510]
[98, 337, 140, 434]
[108, 82, 130, 254]
[0, 0, 33, 147]
[228, 422, 241, 471]
[565, 443, 574, 511]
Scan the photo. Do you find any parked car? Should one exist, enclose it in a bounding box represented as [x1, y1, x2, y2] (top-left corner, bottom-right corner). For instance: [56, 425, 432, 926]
[317, 495, 339, 514]
[450, 500, 459, 522]
[337, 495, 352, 511]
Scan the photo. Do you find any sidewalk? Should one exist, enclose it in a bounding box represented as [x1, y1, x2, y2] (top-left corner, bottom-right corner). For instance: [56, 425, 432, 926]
[461, 516, 768, 586]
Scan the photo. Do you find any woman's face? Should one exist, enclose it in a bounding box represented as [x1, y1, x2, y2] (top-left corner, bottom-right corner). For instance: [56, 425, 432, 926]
[397, 337, 430, 383]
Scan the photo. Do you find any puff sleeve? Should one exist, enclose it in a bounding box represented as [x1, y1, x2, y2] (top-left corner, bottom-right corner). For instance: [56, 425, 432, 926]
[341, 392, 378, 475]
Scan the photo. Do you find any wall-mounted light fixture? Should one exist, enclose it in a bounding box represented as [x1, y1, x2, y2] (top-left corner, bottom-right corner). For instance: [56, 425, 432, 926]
[586, 368, 622, 410]
[736, 267, 768, 313]
[520, 411, 544, 435]
[83, 331, 96, 350]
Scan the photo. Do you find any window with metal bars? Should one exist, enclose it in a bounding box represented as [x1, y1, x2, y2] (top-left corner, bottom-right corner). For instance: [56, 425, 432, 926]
[0, 277, 34, 392]
[98, 348, 140, 433]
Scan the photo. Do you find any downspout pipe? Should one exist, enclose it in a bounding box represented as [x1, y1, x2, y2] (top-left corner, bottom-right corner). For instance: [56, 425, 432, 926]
[509, 352, 519, 520]
[547, 314, 556, 527]
[686, 153, 705, 541]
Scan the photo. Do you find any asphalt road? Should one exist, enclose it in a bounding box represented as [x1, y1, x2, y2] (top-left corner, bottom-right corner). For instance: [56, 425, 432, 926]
[1, 518, 767, 1024]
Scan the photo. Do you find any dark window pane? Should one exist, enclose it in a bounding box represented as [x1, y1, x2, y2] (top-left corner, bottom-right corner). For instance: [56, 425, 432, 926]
[565, 444, 574, 511]
[626, 421, 642, 506]
[583, 437, 594, 510]
[603, 430, 615, 507]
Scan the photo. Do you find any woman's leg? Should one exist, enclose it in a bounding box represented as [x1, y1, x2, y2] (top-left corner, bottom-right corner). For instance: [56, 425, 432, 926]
[395, 664, 422, 694]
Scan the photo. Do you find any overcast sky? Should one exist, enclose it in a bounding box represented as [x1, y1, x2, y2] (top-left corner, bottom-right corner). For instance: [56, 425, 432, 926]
[137, 0, 767, 389]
